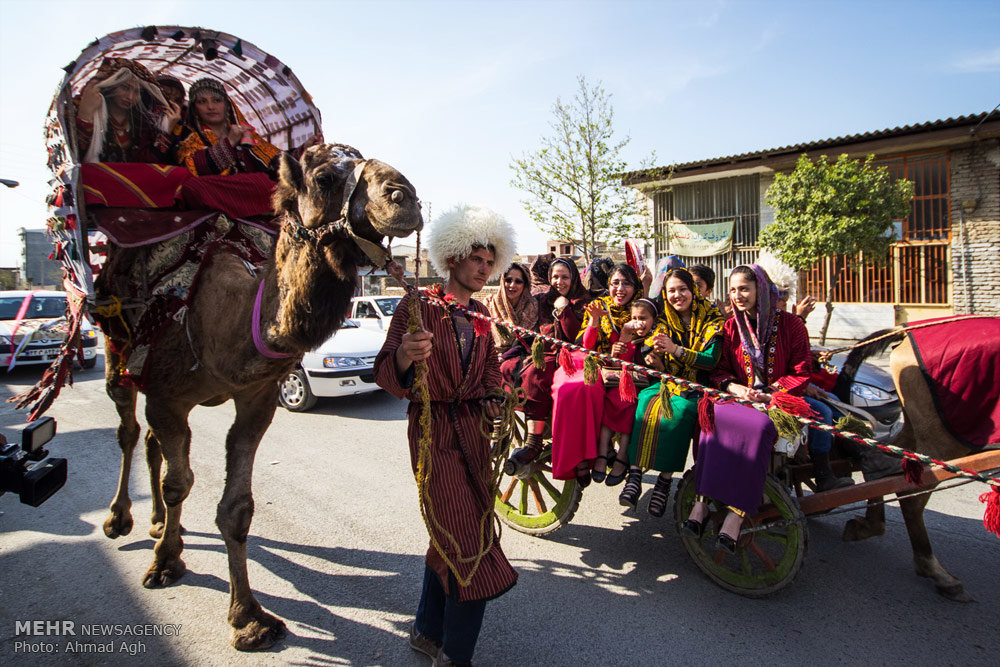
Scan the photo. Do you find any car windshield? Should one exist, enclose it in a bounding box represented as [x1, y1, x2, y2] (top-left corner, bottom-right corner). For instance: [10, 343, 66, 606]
[0, 296, 67, 320]
[376, 298, 400, 315]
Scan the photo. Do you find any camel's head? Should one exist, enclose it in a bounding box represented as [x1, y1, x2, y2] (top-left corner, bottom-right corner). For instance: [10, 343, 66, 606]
[275, 144, 422, 264]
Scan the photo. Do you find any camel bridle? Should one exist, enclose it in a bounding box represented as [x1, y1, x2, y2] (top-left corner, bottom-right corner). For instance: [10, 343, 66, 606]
[281, 159, 393, 268]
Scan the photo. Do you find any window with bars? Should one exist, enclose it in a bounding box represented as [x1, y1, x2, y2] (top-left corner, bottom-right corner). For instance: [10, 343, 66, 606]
[802, 150, 951, 305]
[652, 174, 761, 289]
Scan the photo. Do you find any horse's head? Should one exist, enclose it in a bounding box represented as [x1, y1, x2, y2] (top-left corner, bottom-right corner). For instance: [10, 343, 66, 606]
[274, 143, 422, 266]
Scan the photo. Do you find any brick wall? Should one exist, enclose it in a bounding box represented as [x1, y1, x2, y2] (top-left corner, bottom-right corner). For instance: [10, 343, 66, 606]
[950, 140, 1000, 316]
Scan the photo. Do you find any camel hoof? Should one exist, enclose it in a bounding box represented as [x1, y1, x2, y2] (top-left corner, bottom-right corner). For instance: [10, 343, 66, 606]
[842, 517, 885, 542]
[104, 512, 134, 539]
[231, 613, 287, 651]
[142, 558, 186, 588]
[936, 583, 974, 603]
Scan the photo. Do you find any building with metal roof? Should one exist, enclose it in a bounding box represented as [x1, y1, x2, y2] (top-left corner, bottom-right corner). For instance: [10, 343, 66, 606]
[623, 111, 1000, 340]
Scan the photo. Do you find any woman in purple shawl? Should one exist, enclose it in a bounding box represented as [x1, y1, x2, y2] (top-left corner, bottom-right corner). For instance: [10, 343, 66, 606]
[683, 265, 812, 553]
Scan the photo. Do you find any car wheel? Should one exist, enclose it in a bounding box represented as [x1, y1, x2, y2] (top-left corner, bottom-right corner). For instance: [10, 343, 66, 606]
[81, 357, 97, 370]
[278, 369, 317, 412]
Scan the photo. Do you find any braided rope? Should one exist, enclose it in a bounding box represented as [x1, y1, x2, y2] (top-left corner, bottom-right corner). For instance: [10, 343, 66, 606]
[410, 289, 1000, 493]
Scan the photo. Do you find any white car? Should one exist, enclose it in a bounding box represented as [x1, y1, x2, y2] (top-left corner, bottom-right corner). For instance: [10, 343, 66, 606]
[0, 290, 99, 370]
[277, 318, 384, 411]
[350, 295, 401, 333]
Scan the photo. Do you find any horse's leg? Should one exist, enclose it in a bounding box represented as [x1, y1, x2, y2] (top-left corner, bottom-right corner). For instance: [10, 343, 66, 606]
[142, 400, 194, 588]
[103, 345, 140, 538]
[842, 498, 886, 541]
[218, 387, 286, 651]
[898, 489, 972, 602]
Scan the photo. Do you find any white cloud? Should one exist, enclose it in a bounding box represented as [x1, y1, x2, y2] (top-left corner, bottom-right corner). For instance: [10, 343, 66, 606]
[951, 46, 1000, 73]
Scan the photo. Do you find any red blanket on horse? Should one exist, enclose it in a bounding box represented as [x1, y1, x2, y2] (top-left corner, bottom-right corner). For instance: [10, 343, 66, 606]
[908, 316, 1000, 449]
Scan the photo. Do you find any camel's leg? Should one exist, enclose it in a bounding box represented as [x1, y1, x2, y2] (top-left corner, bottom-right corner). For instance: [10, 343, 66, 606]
[898, 490, 972, 602]
[218, 388, 286, 651]
[145, 431, 166, 538]
[842, 498, 886, 541]
[103, 348, 140, 539]
[142, 402, 194, 588]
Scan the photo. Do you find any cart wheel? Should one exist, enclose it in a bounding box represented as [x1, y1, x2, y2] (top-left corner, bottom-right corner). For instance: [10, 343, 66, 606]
[673, 468, 807, 597]
[495, 448, 581, 535]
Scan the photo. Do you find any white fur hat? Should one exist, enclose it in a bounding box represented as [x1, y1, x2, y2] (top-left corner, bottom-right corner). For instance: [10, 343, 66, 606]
[756, 249, 798, 301]
[426, 204, 516, 282]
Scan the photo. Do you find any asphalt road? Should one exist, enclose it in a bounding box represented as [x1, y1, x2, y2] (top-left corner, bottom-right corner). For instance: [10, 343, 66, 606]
[1, 353, 997, 666]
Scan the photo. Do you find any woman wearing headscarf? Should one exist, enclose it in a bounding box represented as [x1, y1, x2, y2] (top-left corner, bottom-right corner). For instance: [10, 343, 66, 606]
[504, 258, 591, 476]
[683, 265, 812, 553]
[74, 58, 181, 163]
[176, 77, 284, 176]
[545, 263, 640, 485]
[621, 268, 723, 515]
[485, 263, 538, 349]
[528, 253, 555, 296]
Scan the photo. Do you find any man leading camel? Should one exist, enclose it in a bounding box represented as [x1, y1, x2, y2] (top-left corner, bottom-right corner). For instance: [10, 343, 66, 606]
[374, 204, 518, 666]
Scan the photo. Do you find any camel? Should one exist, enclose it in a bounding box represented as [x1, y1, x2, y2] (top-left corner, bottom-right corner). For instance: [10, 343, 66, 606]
[96, 143, 422, 649]
[833, 323, 998, 602]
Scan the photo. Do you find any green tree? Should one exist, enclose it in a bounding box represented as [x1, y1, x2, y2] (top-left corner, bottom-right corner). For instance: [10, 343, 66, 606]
[760, 153, 914, 344]
[510, 76, 653, 262]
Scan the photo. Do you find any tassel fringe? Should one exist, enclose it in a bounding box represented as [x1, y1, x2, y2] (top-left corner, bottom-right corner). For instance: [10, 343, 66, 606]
[767, 407, 804, 442]
[559, 347, 576, 375]
[902, 458, 925, 486]
[583, 354, 600, 385]
[531, 337, 545, 370]
[834, 414, 874, 440]
[619, 371, 637, 403]
[495, 322, 511, 340]
[698, 395, 715, 433]
[981, 488, 1000, 538]
[769, 392, 818, 419]
[472, 317, 491, 338]
[658, 380, 673, 420]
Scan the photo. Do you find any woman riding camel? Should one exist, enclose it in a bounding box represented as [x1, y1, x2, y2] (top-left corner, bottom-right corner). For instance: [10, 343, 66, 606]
[485, 263, 538, 349]
[622, 268, 724, 515]
[684, 265, 815, 553]
[548, 263, 640, 486]
[504, 258, 591, 476]
[75, 58, 181, 163]
[176, 77, 283, 176]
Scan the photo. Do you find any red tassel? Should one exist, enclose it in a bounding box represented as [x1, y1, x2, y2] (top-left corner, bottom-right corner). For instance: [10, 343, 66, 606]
[472, 316, 490, 338]
[769, 392, 818, 419]
[698, 395, 715, 434]
[981, 488, 1000, 538]
[902, 457, 924, 486]
[559, 346, 576, 375]
[619, 370, 637, 403]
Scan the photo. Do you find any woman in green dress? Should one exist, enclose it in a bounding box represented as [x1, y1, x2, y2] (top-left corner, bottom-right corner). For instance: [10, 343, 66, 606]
[621, 268, 724, 516]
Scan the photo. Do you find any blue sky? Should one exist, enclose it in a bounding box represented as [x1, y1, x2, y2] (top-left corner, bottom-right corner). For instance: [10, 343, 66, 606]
[1, 0, 998, 266]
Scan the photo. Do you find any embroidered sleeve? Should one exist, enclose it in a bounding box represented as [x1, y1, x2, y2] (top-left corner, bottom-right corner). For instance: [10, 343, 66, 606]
[772, 313, 811, 395]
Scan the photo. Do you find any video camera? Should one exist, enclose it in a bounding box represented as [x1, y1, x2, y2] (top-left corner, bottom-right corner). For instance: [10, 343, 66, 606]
[0, 417, 66, 506]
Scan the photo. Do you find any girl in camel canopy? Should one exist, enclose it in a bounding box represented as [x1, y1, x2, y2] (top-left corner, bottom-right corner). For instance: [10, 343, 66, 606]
[75, 58, 182, 163]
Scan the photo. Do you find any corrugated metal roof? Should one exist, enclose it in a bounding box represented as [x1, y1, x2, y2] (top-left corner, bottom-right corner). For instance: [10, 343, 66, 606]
[623, 110, 999, 185]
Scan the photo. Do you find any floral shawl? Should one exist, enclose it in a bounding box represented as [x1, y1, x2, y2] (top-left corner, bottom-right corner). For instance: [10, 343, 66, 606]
[486, 264, 538, 346]
[661, 285, 724, 382]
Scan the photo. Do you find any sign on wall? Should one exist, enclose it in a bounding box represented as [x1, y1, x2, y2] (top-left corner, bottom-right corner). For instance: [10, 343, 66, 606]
[667, 220, 734, 257]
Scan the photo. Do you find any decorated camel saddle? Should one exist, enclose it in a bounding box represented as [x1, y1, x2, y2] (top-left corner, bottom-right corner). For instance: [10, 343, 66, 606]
[906, 315, 1000, 449]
